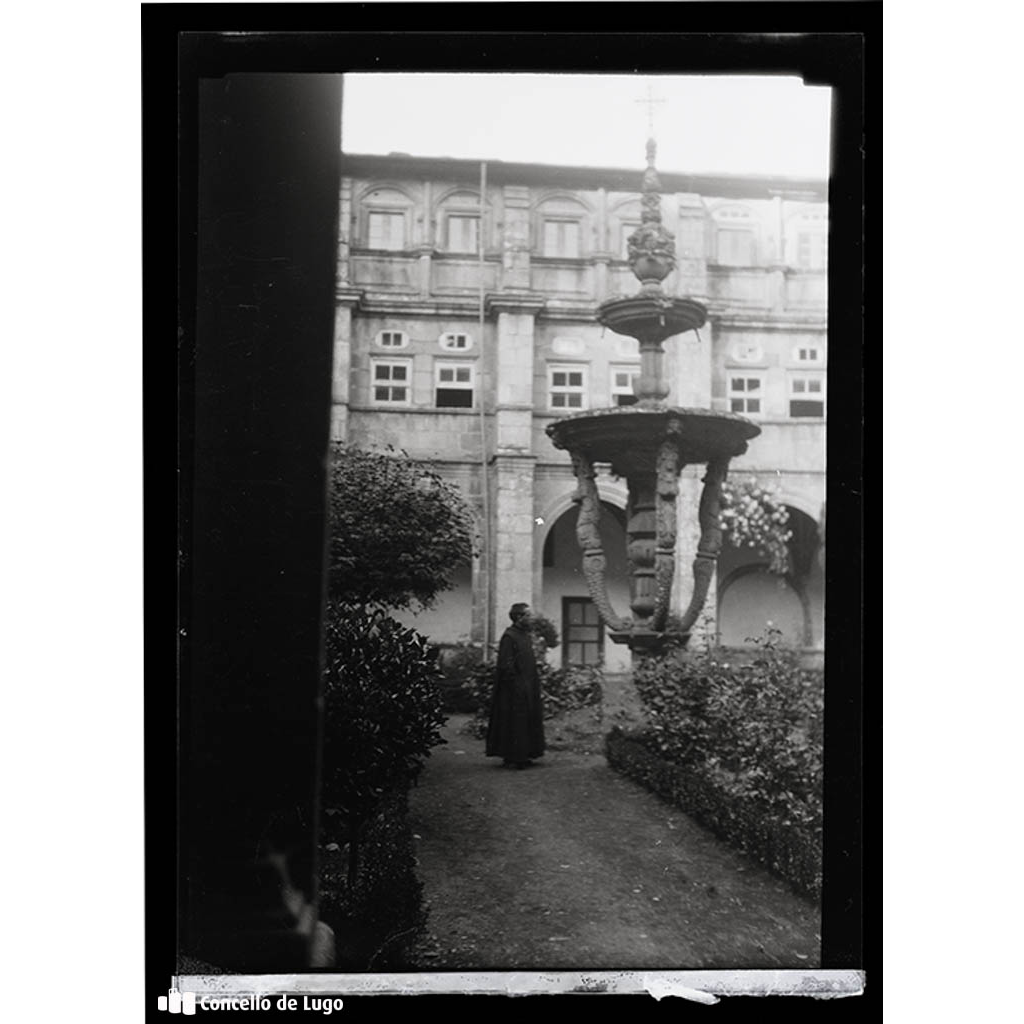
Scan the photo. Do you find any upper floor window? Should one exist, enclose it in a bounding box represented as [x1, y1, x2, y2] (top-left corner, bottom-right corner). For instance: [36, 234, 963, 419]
[716, 227, 756, 267]
[445, 214, 479, 254]
[789, 373, 825, 418]
[610, 366, 639, 407]
[549, 365, 588, 411]
[711, 204, 758, 267]
[793, 344, 824, 365]
[439, 331, 473, 352]
[435, 362, 474, 409]
[786, 206, 828, 268]
[375, 329, 409, 350]
[367, 211, 405, 250]
[728, 373, 764, 417]
[543, 219, 581, 258]
[371, 358, 411, 406]
[796, 231, 828, 269]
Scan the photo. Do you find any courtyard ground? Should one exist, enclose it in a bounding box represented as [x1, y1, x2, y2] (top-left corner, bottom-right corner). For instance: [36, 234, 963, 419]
[404, 675, 821, 971]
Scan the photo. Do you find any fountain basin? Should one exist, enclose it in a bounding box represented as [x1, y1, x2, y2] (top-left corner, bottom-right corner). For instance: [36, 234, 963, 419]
[546, 406, 760, 477]
[598, 294, 707, 344]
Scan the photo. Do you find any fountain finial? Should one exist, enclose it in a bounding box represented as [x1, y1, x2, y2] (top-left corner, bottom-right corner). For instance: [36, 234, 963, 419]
[627, 136, 676, 290]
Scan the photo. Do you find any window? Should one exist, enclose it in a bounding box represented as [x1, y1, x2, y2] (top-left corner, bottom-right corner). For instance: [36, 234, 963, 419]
[793, 344, 824, 364]
[728, 374, 764, 416]
[716, 228, 756, 267]
[563, 597, 604, 666]
[549, 365, 588, 410]
[370, 359, 411, 405]
[445, 214, 479, 253]
[543, 219, 581, 258]
[367, 211, 405, 250]
[789, 374, 825, 418]
[439, 331, 472, 352]
[610, 367, 639, 406]
[796, 231, 828, 269]
[375, 329, 409, 349]
[435, 362, 474, 409]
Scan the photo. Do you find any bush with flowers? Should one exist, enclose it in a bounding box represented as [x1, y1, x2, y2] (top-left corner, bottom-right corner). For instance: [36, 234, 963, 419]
[718, 478, 793, 575]
[610, 625, 824, 896]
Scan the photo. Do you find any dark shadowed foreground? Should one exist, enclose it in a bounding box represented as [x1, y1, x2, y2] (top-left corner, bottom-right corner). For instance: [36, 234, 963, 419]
[406, 709, 820, 971]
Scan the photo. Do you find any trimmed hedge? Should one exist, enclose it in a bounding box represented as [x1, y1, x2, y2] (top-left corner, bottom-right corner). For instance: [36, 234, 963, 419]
[605, 727, 822, 899]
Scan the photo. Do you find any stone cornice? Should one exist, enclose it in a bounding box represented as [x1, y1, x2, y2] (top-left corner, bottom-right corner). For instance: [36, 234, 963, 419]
[485, 292, 546, 316]
[708, 311, 828, 331]
[341, 152, 828, 203]
[334, 287, 365, 308]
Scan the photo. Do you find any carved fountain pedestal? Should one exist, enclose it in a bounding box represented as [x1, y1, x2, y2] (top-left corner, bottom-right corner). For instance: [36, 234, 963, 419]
[545, 140, 760, 655]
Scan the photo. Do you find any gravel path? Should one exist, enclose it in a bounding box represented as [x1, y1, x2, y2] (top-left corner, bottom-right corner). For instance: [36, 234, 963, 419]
[406, 712, 821, 971]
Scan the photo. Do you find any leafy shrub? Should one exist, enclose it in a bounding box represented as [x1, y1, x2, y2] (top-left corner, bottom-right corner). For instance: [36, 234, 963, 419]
[529, 612, 560, 653]
[327, 443, 476, 610]
[632, 627, 823, 830]
[321, 601, 447, 882]
[432, 642, 485, 712]
[461, 659, 604, 739]
[319, 788, 425, 970]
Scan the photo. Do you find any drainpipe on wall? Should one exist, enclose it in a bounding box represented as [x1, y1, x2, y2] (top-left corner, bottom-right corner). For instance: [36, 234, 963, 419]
[477, 160, 491, 661]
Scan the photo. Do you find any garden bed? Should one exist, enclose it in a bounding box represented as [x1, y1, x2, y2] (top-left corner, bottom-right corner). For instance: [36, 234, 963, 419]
[605, 726, 822, 899]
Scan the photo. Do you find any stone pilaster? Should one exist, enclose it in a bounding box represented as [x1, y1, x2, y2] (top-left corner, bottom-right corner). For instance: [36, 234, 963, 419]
[416, 246, 433, 296]
[329, 289, 362, 443]
[485, 294, 544, 642]
[675, 193, 709, 297]
[673, 310, 713, 408]
[500, 185, 532, 292]
[487, 295, 544, 454]
[491, 454, 537, 641]
[335, 177, 353, 288]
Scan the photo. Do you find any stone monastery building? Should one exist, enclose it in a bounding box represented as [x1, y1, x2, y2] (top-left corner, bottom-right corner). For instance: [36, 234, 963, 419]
[331, 152, 826, 671]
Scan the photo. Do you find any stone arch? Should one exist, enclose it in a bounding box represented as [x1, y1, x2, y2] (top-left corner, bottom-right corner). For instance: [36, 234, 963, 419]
[537, 493, 631, 672]
[354, 182, 416, 205]
[717, 562, 806, 646]
[715, 499, 824, 648]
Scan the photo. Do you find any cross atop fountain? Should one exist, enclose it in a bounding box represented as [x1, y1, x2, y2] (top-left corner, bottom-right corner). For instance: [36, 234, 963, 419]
[634, 81, 667, 139]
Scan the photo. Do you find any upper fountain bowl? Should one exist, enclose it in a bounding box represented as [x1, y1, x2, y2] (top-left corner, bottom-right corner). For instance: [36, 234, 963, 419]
[598, 294, 707, 345]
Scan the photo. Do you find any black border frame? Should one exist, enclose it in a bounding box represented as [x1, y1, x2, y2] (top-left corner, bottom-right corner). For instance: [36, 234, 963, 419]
[147, 5, 876, 1015]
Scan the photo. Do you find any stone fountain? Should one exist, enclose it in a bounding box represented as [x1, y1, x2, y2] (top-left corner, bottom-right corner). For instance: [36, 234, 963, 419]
[545, 138, 761, 653]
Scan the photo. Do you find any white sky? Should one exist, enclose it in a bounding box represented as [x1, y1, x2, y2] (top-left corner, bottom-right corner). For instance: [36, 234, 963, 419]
[342, 73, 832, 179]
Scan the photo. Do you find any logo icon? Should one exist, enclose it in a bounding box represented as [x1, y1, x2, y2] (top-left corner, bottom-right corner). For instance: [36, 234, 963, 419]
[157, 990, 196, 1014]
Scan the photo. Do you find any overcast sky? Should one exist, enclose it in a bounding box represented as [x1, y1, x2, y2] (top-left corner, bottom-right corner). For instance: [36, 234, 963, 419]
[342, 73, 832, 180]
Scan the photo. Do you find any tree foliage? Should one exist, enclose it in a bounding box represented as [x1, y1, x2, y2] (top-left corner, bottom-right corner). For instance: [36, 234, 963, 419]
[327, 443, 476, 610]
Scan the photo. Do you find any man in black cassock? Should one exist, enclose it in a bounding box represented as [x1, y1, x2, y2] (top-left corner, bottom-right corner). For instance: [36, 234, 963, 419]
[485, 602, 545, 769]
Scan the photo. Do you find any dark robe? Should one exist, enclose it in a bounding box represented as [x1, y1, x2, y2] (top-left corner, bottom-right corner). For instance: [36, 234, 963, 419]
[485, 624, 545, 762]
